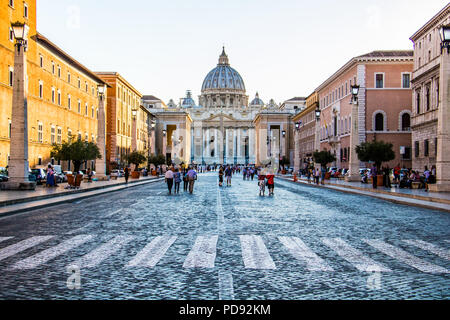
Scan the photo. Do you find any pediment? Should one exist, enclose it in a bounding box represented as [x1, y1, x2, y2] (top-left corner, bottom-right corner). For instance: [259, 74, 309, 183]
[205, 113, 237, 122]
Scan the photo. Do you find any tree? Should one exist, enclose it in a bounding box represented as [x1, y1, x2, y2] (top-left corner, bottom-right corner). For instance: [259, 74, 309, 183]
[148, 154, 166, 167]
[126, 150, 147, 171]
[356, 141, 395, 171]
[313, 150, 336, 168]
[51, 139, 101, 173]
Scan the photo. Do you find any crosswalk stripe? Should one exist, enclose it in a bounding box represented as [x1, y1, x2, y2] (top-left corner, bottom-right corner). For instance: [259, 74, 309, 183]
[0, 237, 13, 243]
[71, 235, 134, 268]
[322, 238, 391, 272]
[0, 236, 54, 262]
[183, 236, 219, 268]
[239, 235, 276, 270]
[279, 237, 333, 271]
[126, 236, 177, 268]
[10, 235, 94, 270]
[363, 239, 449, 274]
[219, 271, 235, 300]
[403, 240, 450, 261]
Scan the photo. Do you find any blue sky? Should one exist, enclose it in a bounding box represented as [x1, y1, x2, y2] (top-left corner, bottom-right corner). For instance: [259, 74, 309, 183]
[37, 0, 448, 104]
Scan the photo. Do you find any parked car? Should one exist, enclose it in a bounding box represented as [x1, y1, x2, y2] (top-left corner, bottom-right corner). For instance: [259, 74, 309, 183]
[30, 168, 46, 185]
[0, 174, 8, 182]
[111, 169, 122, 177]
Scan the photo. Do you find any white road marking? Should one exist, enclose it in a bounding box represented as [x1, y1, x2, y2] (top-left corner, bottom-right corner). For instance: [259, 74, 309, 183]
[183, 236, 219, 268]
[217, 186, 224, 233]
[0, 236, 54, 262]
[66, 223, 94, 235]
[322, 238, 391, 272]
[364, 239, 449, 274]
[219, 271, 235, 300]
[279, 237, 334, 271]
[239, 235, 276, 270]
[71, 235, 134, 268]
[126, 236, 177, 268]
[403, 240, 450, 261]
[104, 209, 122, 218]
[0, 237, 12, 243]
[10, 235, 94, 270]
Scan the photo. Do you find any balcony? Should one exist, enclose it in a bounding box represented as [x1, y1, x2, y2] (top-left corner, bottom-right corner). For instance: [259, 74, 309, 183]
[411, 109, 438, 128]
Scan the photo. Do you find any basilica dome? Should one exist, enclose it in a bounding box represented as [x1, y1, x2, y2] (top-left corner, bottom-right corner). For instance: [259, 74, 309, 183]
[201, 47, 246, 93]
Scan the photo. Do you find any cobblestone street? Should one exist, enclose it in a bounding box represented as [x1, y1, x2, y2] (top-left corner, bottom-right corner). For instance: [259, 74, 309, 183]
[0, 173, 448, 300]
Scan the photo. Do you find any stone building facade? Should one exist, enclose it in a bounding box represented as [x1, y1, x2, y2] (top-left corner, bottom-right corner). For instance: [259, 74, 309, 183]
[95, 72, 142, 170]
[292, 92, 318, 171]
[410, 4, 450, 174]
[0, 0, 106, 170]
[316, 51, 414, 170]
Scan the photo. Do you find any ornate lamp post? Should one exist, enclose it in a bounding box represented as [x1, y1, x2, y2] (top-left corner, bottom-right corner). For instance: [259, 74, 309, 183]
[2, 22, 35, 190]
[95, 84, 108, 180]
[430, 25, 450, 192]
[346, 84, 361, 182]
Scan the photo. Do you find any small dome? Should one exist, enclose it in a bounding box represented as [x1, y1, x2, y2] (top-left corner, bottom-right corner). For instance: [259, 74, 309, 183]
[201, 47, 246, 92]
[250, 92, 264, 106]
[181, 90, 196, 108]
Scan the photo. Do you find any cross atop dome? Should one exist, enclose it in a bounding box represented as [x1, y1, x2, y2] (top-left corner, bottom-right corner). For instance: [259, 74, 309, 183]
[218, 46, 229, 65]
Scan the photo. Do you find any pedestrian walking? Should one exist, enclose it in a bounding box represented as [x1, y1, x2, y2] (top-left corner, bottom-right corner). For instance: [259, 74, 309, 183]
[124, 167, 130, 184]
[87, 168, 93, 183]
[187, 166, 197, 194]
[320, 166, 327, 185]
[371, 165, 378, 189]
[314, 168, 320, 185]
[225, 166, 232, 186]
[174, 168, 181, 194]
[266, 172, 275, 196]
[165, 167, 174, 195]
[183, 168, 189, 192]
[218, 166, 224, 187]
[46, 164, 56, 187]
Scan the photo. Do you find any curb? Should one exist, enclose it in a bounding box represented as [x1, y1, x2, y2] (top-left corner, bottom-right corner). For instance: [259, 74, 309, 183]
[0, 177, 165, 219]
[279, 175, 450, 205]
[278, 177, 450, 213]
[0, 177, 162, 207]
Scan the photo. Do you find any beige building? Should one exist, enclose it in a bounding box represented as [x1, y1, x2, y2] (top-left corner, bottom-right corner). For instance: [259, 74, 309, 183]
[0, 0, 106, 171]
[292, 92, 318, 171]
[95, 72, 142, 170]
[410, 4, 450, 191]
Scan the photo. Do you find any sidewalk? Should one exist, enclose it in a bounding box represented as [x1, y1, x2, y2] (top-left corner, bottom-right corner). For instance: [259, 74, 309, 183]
[279, 175, 450, 212]
[0, 175, 164, 217]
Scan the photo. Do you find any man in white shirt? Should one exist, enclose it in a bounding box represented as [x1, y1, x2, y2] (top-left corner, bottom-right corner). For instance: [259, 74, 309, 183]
[165, 167, 174, 195]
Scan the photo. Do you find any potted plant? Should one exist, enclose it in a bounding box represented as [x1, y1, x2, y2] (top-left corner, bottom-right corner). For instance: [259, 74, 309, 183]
[126, 151, 147, 179]
[51, 138, 101, 186]
[356, 141, 395, 186]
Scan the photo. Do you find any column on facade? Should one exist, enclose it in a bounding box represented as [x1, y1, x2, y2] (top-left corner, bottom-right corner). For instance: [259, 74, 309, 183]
[237, 128, 241, 158]
[430, 48, 450, 191]
[214, 128, 218, 162]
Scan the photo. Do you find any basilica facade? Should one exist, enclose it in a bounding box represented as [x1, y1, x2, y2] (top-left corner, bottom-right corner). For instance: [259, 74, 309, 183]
[147, 48, 292, 166]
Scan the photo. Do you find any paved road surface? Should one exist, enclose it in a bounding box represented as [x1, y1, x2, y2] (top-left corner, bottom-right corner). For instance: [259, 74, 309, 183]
[0, 173, 448, 299]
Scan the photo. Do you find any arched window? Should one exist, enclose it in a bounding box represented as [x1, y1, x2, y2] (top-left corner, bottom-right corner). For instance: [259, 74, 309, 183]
[401, 113, 411, 131]
[375, 113, 384, 131]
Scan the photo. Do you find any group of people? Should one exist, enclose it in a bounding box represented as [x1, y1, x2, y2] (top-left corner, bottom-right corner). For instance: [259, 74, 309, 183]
[360, 164, 436, 191]
[46, 164, 58, 187]
[217, 165, 275, 196]
[165, 166, 198, 195]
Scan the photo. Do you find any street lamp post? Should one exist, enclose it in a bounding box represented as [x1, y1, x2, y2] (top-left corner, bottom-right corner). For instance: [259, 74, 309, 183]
[131, 106, 138, 152]
[95, 84, 108, 180]
[346, 84, 361, 182]
[2, 22, 35, 190]
[430, 25, 450, 192]
[314, 106, 321, 170]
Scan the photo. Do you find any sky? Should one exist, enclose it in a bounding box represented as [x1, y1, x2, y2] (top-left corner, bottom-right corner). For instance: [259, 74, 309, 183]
[37, 0, 448, 105]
